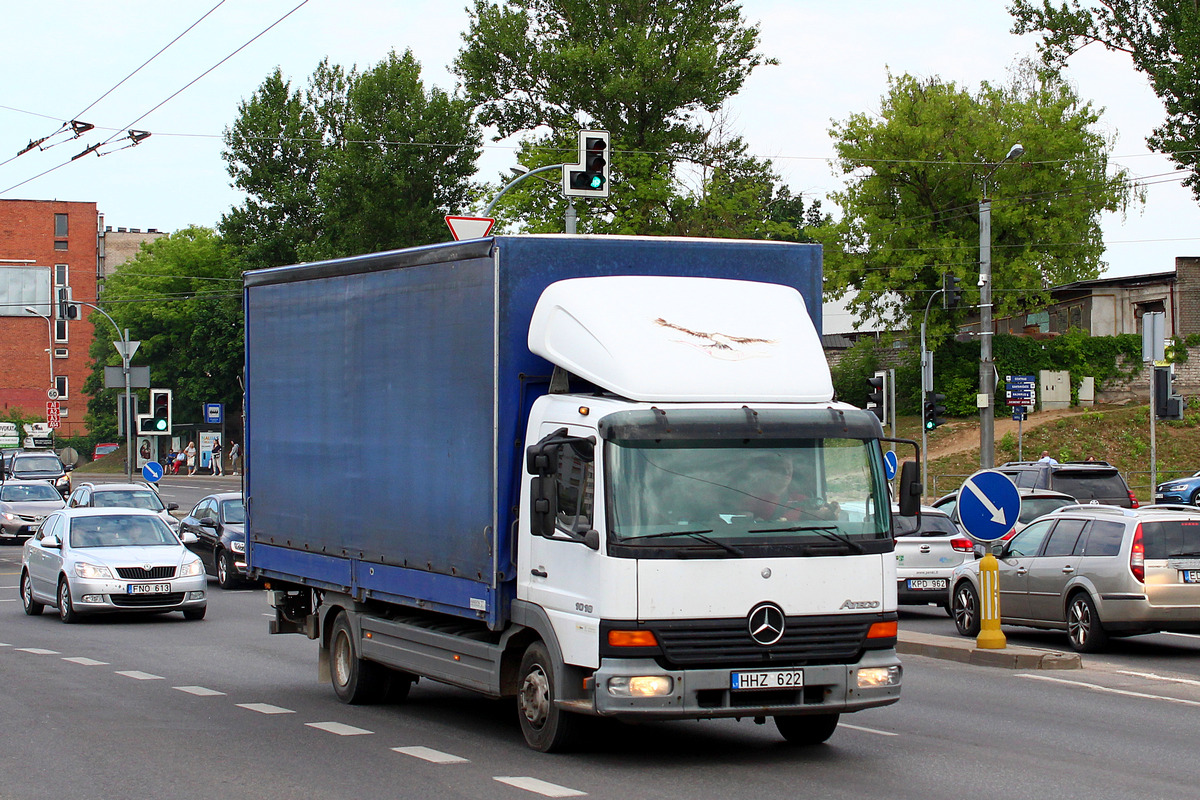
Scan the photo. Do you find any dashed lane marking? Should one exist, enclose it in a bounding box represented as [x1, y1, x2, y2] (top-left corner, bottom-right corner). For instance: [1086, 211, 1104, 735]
[237, 703, 295, 715]
[839, 723, 898, 736]
[1019, 673, 1200, 707]
[1117, 670, 1200, 688]
[306, 721, 373, 736]
[16, 648, 59, 655]
[494, 777, 586, 797]
[116, 670, 164, 681]
[62, 657, 108, 666]
[0, 599, 18, 603]
[174, 686, 226, 696]
[391, 746, 469, 764]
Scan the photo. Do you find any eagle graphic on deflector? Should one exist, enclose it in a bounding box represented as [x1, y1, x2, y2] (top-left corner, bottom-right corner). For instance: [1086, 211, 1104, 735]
[654, 318, 776, 360]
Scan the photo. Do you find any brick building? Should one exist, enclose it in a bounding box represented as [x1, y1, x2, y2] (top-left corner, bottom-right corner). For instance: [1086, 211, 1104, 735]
[0, 199, 100, 436]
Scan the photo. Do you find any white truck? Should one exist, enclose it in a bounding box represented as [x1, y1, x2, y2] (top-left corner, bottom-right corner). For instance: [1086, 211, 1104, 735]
[245, 235, 919, 751]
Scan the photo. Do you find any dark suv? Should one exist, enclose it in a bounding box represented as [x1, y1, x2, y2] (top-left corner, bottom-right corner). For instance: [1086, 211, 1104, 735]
[996, 461, 1137, 508]
[5, 450, 72, 498]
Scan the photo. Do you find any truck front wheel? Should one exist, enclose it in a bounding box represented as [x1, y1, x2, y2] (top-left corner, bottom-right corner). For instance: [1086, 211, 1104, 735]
[517, 641, 578, 753]
[774, 713, 840, 745]
[330, 613, 387, 704]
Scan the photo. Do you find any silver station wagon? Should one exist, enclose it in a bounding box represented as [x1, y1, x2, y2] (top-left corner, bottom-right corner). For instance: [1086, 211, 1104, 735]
[949, 504, 1200, 652]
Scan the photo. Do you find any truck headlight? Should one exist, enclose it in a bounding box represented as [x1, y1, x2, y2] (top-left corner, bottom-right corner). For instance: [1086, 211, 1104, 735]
[607, 676, 673, 697]
[856, 666, 902, 688]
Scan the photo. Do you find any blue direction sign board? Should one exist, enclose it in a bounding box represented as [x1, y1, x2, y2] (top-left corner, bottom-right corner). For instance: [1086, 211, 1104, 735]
[204, 403, 224, 424]
[142, 460, 163, 483]
[956, 469, 1022, 542]
[1005, 374, 1036, 407]
[883, 450, 898, 481]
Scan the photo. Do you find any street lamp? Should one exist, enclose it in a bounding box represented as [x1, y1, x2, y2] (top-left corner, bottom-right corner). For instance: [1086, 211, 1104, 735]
[23, 306, 54, 388]
[484, 162, 574, 232]
[979, 143, 1024, 468]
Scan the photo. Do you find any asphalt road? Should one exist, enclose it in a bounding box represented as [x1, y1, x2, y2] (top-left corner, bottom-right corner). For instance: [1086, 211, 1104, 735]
[3, 552, 1200, 800]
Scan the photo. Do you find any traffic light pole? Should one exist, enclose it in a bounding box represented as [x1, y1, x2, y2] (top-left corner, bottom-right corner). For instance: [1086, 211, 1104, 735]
[920, 288, 944, 498]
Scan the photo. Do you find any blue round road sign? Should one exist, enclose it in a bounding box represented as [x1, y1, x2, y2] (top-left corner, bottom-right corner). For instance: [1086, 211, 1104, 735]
[956, 469, 1022, 542]
[883, 450, 898, 481]
[142, 460, 163, 483]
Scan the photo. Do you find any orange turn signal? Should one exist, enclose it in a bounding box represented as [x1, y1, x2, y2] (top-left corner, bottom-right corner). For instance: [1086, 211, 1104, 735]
[607, 630, 658, 647]
[867, 620, 898, 639]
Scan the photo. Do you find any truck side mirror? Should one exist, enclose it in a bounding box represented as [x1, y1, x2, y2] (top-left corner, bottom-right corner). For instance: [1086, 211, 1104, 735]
[897, 461, 921, 517]
[529, 475, 558, 538]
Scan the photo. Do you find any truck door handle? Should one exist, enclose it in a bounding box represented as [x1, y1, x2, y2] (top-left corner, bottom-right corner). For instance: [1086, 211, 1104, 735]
[530, 568, 548, 578]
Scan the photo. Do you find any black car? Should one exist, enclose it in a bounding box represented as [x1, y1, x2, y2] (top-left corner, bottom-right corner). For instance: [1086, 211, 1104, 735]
[180, 492, 248, 589]
[6, 450, 72, 498]
[995, 461, 1137, 508]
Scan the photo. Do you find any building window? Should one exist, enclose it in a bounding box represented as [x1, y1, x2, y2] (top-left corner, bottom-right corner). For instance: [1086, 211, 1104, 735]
[55, 319, 68, 343]
[54, 214, 68, 237]
[1026, 310, 1049, 333]
[54, 264, 68, 286]
[54, 375, 68, 400]
[54, 241, 68, 251]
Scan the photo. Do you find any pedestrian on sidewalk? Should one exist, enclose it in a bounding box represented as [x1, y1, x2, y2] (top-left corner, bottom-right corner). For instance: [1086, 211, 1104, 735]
[229, 440, 240, 476]
[211, 438, 223, 476]
[185, 441, 197, 475]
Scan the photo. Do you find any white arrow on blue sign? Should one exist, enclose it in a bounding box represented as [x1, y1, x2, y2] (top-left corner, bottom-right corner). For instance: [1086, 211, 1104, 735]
[956, 469, 1022, 542]
[883, 450, 898, 481]
[142, 460, 164, 483]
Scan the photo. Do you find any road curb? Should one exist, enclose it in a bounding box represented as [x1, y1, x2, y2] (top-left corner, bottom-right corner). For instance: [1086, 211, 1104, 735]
[898, 630, 1082, 670]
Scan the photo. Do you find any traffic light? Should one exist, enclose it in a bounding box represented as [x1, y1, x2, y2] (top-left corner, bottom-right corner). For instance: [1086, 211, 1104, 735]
[943, 273, 962, 308]
[1154, 366, 1185, 420]
[866, 371, 887, 422]
[923, 391, 947, 430]
[563, 130, 610, 198]
[139, 389, 172, 434]
[56, 286, 79, 320]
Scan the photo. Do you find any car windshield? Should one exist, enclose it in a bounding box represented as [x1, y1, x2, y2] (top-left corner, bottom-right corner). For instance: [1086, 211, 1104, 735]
[220, 498, 245, 524]
[606, 436, 890, 551]
[91, 489, 166, 511]
[1019, 496, 1075, 524]
[95, 444, 118, 456]
[894, 513, 960, 537]
[69, 514, 176, 547]
[1, 484, 63, 502]
[14, 456, 62, 472]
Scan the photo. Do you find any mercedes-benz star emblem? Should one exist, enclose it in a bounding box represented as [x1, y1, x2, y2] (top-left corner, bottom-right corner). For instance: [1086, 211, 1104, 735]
[747, 602, 786, 646]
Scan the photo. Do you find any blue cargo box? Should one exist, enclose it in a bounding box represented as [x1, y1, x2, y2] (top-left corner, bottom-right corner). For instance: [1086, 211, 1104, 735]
[243, 235, 822, 628]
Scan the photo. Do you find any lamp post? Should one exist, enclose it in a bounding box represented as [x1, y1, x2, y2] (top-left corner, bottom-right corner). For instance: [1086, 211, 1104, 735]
[978, 143, 1024, 468]
[484, 163, 575, 232]
[22, 306, 54, 388]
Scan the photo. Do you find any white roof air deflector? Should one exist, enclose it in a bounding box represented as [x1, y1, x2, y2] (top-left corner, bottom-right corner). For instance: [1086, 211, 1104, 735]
[528, 276, 832, 403]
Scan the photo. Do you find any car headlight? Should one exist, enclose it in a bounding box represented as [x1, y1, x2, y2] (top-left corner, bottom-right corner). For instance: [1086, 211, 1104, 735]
[230, 540, 245, 554]
[179, 559, 204, 577]
[1165, 483, 1188, 492]
[1, 512, 17, 522]
[74, 562, 113, 579]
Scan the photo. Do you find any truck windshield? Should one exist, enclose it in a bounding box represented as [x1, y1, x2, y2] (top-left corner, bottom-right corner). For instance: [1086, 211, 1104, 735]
[605, 437, 890, 556]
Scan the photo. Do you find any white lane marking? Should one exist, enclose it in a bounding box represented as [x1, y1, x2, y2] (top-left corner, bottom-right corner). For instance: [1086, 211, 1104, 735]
[1117, 670, 1200, 687]
[116, 670, 164, 681]
[16, 648, 59, 655]
[0, 598, 18, 602]
[237, 703, 295, 715]
[62, 657, 108, 666]
[306, 721, 373, 736]
[1161, 631, 1200, 640]
[839, 722, 898, 736]
[174, 686, 226, 696]
[392, 746, 469, 764]
[494, 777, 586, 797]
[0, 642, 9, 647]
[1019, 673, 1200, 707]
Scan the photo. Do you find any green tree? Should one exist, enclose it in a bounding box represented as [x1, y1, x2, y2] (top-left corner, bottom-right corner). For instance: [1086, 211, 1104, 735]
[1010, 0, 1200, 201]
[813, 66, 1139, 340]
[221, 50, 482, 267]
[453, 0, 806, 237]
[82, 228, 244, 440]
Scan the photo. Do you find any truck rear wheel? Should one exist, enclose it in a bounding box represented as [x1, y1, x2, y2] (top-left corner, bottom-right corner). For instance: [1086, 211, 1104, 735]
[517, 641, 578, 752]
[330, 613, 387, 704]
[774, 713, 840, 745]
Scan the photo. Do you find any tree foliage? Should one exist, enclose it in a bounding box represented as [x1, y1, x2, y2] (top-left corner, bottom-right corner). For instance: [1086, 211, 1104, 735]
[221, 50, 482, 267]
[453, 0, 818, 238]
[813, 66, 1140, 341]
[82, 228, 244, 440]
[1010, 0, 1200, 201]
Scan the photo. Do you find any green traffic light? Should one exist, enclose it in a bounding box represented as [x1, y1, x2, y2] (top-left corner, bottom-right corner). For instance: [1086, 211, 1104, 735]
[589, 174, 605, 189]
[154, 418, 168, 431]
[925, 419, 936, 431]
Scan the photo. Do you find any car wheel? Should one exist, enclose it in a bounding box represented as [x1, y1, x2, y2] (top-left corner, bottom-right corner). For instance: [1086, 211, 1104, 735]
[183, 606, 207, 621]
[951, 581, 981, 637]
[775, 713, 840, 745]
[1190, 488, 1200, 507]
[21, 571, 43, 616]
[57, 578, 79, 624]
[1066, 592, 1108, 653]
[329, 612, 387, 704]
[216, 549, 238, 590]
[517, 640, 579, 752]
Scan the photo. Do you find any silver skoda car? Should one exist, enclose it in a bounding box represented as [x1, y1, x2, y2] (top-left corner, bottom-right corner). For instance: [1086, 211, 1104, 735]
[20, 507, 207, 623]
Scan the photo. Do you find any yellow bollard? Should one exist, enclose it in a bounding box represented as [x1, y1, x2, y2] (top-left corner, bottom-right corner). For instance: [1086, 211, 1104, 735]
[975, 552, 1007, 649]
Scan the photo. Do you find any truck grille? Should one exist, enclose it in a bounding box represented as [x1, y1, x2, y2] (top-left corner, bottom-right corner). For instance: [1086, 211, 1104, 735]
[645, 614, 877, 668]
[116, 566, 176, 580]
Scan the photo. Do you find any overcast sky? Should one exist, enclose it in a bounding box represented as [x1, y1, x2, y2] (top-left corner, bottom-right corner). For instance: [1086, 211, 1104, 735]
[3, 0, 1197, 309]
